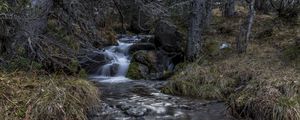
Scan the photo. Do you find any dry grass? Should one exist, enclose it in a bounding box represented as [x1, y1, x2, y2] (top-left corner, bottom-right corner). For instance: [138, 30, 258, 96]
[0, 72, 100, 120]
[163, 7, 300, 120]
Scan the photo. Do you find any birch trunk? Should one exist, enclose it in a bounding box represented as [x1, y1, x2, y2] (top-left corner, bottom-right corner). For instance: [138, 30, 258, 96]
[236, 0, 255, 53]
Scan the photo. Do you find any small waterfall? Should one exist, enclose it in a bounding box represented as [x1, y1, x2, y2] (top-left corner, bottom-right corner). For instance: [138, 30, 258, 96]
[91, 35, 141, 82]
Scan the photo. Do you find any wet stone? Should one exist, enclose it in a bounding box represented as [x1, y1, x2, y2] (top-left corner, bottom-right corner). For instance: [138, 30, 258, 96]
[125, 106, 148, 117]
[118, 103, 132, 111]
[178, 105, 192, 110]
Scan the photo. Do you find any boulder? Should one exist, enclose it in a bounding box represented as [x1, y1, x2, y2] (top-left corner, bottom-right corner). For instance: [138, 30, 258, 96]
[154, 20, 184, 53]
[126, 62, 145, 80]
[153, 20, 184, 70]
[128, 43, 156, 54]
[79, 51, 111, 74]
[100, 63, 120, 76]
[126, 51, 156, 80]
[126, 50, 172, 80]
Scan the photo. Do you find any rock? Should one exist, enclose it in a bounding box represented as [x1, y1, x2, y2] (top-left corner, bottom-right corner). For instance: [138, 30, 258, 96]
[127, 62, 145, 80]
[126, 50, 160, 80]
[101, 63, 120, 76]
[128, 43, 156, 54]
[125, 106, 148, 117]
[126, 50, 176, 80]
[139, 35, 155, 43]
[133, 51, 157, 67]
[79, 51, 111, 74]
[131, 85, 152, 96]
[154, 20, 184, 53]
[152, 20, 184, 74]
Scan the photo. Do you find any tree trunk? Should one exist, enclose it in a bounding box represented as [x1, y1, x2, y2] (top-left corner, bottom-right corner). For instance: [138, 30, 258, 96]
[112, 0, 126, 34]
[224, 0, 236, 17]
[236, 0, 255, 53]
[255, 0, 269, 13]
[186, 0, 205, 61]
[203, 0, 213, 29]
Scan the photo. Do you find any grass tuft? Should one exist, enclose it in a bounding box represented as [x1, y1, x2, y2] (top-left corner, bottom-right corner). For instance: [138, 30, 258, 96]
[0, 72, 99, 120]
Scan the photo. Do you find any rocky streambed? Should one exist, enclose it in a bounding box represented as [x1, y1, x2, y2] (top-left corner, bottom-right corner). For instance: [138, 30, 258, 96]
[84, 25, 233, 120]
[88, 79, 232, 120]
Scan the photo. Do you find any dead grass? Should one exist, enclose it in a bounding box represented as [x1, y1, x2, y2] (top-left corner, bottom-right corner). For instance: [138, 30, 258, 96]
[0, 71, 100, 120]
[163, 7, 300, 120]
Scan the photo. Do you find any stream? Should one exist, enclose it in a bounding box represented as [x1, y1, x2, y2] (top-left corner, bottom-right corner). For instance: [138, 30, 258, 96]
[88, 35, 232, 120]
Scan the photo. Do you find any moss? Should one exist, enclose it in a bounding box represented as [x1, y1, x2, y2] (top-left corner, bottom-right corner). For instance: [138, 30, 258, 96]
[78, 69, 88, 78]
[69, 59, 80, 73]
[132, 51, 154, 68]
[174, 62, 188, 71]
[126, 62, 143, 80]
[126, 51, 159, 80]
[161, 70, 173, 79]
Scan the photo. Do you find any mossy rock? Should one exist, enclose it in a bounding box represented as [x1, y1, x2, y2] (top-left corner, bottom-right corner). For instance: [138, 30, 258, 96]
[126, 50, 165, 80]
[126, 62, 144, 80]
[132, 51, 156, 68]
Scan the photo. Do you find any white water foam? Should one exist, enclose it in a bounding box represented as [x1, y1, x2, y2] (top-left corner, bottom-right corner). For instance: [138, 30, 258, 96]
[91, 35, 142, 83]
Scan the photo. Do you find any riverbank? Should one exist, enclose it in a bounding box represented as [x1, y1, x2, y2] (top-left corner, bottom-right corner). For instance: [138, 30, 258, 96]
[0, 71, 99, 119]
[162, 8, 300, 120]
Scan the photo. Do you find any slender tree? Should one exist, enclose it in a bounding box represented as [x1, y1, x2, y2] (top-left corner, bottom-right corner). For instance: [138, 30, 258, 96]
[186, 0, 205, 61]
[203, 0, 213, 29]
[236, 0, 255, 53]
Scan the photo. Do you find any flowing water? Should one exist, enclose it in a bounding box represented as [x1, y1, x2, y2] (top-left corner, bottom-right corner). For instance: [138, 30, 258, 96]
[88, 35, 232, 120]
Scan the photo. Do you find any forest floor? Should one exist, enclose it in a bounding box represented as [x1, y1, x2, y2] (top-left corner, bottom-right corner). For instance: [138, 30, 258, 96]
[162, 7, 300, 120]
[0, 71, 100, 119]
